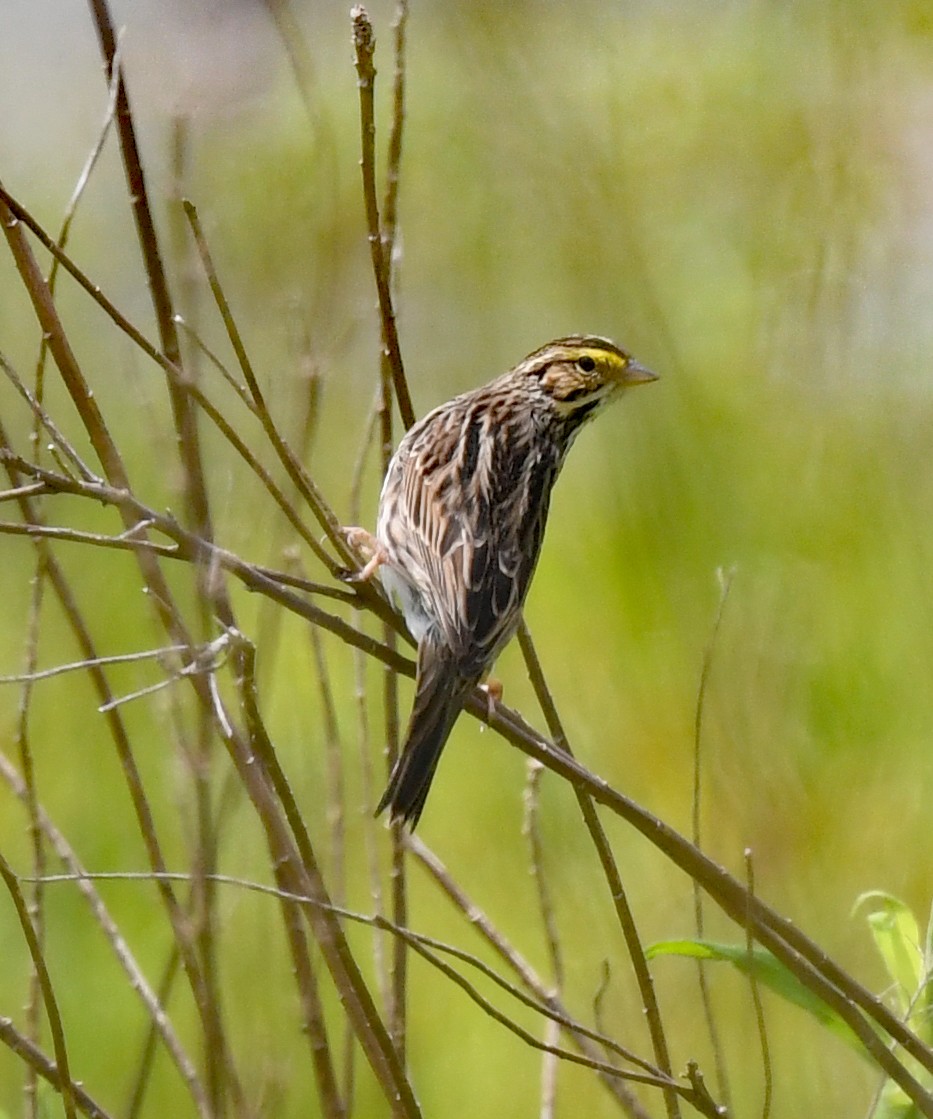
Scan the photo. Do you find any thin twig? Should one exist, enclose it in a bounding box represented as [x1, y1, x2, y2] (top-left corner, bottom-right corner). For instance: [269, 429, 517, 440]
[351, 5, 416, 430]
[87, 0, 215, 548]
[1, 350, 99, 482]
[230, 634, 420, 1116]
[745, 850, 772, 1119]
[517, 620, 683, 1119]
[380, 4, 410, 1064]
[692, 566, 735, 1111]
[523, 760, 564, 1119]
[0, 643, 205, 686]
[28, 866, 675, 1088]
[0, 750, 209, 1116]
[0, 1017, 113, 1119]
[0, 183, 348, 576]
[17, 544, 46, 1119]
[181, 199, 357, 570]
[408, 836, 654, 1114]
[5, 444, 932, 1108]
[0, 848, 76, 1119]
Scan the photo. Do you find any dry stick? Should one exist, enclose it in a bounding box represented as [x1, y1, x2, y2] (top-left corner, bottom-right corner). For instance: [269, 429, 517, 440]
[0, 751, 208, 1114]
[0, 458, 408, 667]
[0, 183, 340, 576]
[271, 847, 347, 1119]
[745, 851, 772, 1119]
[352, 1, 414, 1065]
[407, 836, 656, 1115]
[0, 1018, 113, 1119]
[469, 698, 933, 1118]
[37, 867, 703, 1105]
[9, 449, 933, 1109]
[0, 439, 214, 1117]
[16, 509, 47, 1119]
[381, 1, 408, 253]
[33, 21, 121, 403]
[86, 0, 213, 545]
[2, 349, 98, 483]
[0, 644, 209, 687]
[232, 638, 421, 1118]
[0, 519, 176, 558]
[247, 339, 324, 699]
[523, 762, 563, 1119]
[166, 116, 231, 1119]
[263, 0, 319, 119]
[591, 962, 655, 1119]
[349, 398, 396, 1038]
[174, 318, 252, 406]
[126, 951, 183, 1119]
[5, 189, 412, 1119]
[0, 192, 233, 1111]
[18, 76, 123, 1106]
[351, 5, 416, 431]
[310, 627, 347, 895]
[181, 200, 358, 571]
[0, 848, 76, 1119]
[391, 936, 707, 1105]
[0, 482, 47, 501]
[518, 622, 684, 1119]
[691, 567, 735, 1112]
[381, 1, 411, 1066]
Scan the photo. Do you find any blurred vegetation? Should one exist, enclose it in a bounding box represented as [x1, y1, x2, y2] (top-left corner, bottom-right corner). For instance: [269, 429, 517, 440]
[2, 1, 933, 1116]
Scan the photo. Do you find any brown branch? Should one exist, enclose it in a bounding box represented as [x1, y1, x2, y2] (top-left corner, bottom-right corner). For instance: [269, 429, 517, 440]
[691, 567, 735, 1111]
[5, 434, 932, 1109]
[0, 182, 343, 576]
[0, 1017, 113, 1119]
[181, 199, 357, 570]
[745, 850, 772, 1119]
[351, 5, 416, 430]
[0, 848, 76, 1119]
[470, 695, 933, 1117]
[408, 836, 654, 1115]
[86, 0, 214, 547]
[518, 621, 682, 1119]
[0, 751, 209, 1115]
[0, 457, 409, 666]
[231, 636, 421, 1117]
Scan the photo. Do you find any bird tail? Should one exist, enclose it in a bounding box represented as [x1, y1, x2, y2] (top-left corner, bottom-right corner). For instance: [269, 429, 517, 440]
[376, 634, 469, 828]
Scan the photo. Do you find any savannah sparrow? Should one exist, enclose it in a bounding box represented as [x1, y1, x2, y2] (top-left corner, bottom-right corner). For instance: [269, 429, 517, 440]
[352, 335, 657, 827]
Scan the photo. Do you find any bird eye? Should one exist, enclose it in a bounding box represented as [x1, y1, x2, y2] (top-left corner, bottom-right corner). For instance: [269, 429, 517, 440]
[576, 355, 596, 373]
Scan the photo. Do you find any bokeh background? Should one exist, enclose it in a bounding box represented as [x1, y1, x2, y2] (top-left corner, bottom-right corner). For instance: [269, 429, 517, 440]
[2, 1, 933, 1115]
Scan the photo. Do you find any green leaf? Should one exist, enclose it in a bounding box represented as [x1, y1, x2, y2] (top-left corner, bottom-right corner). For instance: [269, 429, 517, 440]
[854, 892, 923, 1019]
[647, 938, 865, 1054]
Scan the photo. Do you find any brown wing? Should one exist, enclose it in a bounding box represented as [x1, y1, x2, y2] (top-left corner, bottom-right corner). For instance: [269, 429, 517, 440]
[380, 388, 563, 678]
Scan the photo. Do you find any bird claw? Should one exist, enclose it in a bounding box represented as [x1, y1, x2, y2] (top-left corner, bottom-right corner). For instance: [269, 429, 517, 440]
[480, 678, 503, 722]
[340, 527, 386, 583]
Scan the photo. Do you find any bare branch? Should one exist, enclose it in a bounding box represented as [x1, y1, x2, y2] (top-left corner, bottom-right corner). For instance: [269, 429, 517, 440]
[351, 5, 416, 430]
[518, 621, 682, 1119]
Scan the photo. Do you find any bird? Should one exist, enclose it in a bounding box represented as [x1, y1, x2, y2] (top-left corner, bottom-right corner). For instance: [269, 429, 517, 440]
[347, 335, 658, 827]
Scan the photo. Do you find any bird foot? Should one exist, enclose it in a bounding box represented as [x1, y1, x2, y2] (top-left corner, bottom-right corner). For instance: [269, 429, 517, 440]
[480, 678, 503, 722]
[339, 527, 386, 583]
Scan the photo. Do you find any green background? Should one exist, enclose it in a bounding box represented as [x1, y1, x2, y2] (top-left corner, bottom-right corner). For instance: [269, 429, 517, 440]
[2, 1, 933, 1115]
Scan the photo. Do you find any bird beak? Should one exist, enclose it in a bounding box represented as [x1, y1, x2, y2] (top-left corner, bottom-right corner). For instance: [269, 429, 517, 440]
[622, 358, 659, 386]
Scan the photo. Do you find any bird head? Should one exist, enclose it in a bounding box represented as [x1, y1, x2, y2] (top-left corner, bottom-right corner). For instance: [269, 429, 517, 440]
[516, 335, 657, 421]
